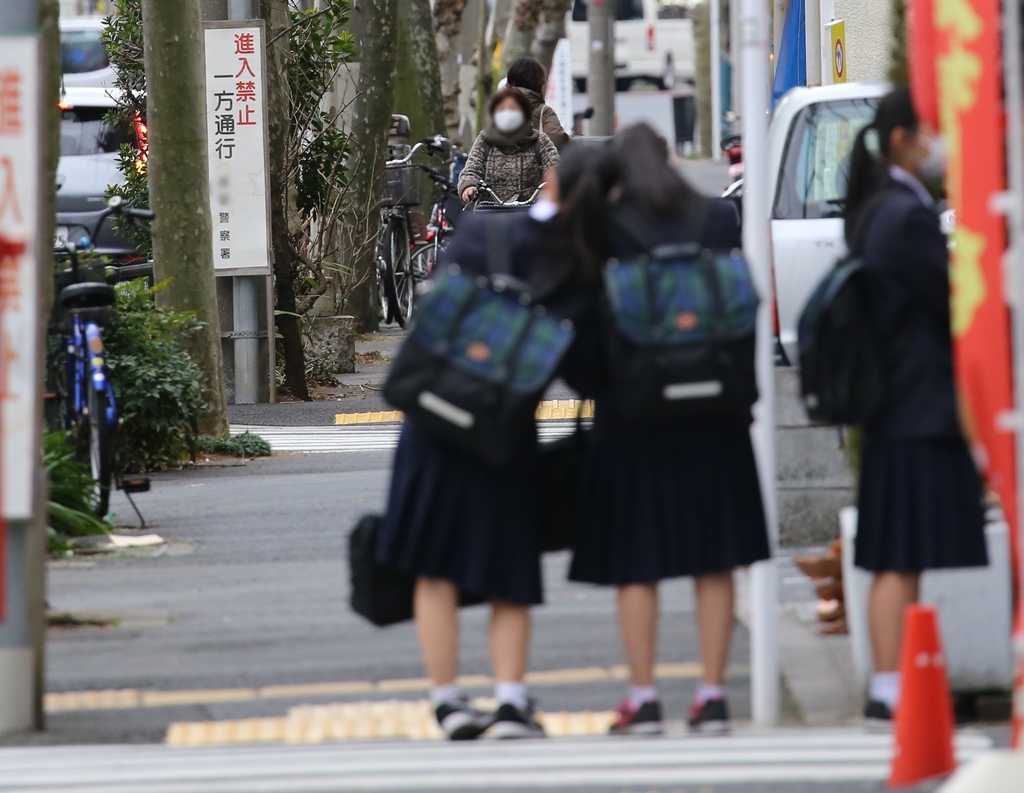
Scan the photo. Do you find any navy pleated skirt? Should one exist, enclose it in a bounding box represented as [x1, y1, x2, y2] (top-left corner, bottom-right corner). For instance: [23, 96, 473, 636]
[376, 419, 544, 605]
[569, 414, 771, 585]
[855, 436, 987, 572]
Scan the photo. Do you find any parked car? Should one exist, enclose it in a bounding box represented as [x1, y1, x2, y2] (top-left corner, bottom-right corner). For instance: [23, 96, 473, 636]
[569, 0, 695, 91]
[768, 81, 889, 363]
[60, 16, 114, 90]
[57, 87, 142, 259]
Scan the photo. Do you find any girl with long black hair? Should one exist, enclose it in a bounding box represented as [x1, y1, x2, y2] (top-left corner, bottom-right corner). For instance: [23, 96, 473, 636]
[376, 145, 615, 740]
[568, 124, 771, 735]
[843, 87, 987, 722]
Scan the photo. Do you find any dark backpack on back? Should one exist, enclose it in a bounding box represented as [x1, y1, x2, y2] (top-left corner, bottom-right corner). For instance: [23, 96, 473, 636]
[602, 203, 760, 419]
[797, 256, 884, 424]
[383, 217, 575, 464]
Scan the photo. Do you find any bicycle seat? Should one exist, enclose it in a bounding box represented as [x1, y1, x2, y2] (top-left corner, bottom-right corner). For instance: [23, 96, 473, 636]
[60, 282, 116, 310]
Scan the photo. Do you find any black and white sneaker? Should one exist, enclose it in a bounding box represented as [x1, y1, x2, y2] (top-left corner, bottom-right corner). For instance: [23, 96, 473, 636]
[864, 699, 894, 728]
[688, 697, 730, 735]
[490, 701, 546, 739]
[435, 699, 493, 741]
[609, 698, 664, 735]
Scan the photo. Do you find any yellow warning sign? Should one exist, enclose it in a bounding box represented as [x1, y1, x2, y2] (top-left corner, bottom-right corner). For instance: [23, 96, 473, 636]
[829, 20, 847, 83]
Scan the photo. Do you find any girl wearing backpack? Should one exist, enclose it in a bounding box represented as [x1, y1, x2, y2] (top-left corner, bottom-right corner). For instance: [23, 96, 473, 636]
[458, 87, 560, 204]
[568, 124, 771, 736]
[376, 146, 613, 741]
[843, 87, 986, 723]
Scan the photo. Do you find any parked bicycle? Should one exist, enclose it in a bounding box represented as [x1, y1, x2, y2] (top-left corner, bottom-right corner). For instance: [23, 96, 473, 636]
[52, 195, 153, 517]
[378, 131, 459, 328]
[408, 146, 464, 298]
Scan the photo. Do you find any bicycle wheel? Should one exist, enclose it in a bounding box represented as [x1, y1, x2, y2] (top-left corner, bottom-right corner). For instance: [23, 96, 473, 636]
[391, 223, 415, 326]
[376, 226, 396, 326]
[410, 242, 435, 285]
[86, 378, 113, 518]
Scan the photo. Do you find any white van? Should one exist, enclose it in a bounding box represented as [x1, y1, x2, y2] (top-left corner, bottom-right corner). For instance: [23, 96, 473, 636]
[768, 81, 889, 363]
[569, 0, 696, 91]
[60, 16, 115, 90]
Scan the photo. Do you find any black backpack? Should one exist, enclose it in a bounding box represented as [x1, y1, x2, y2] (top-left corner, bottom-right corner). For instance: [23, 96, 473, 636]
[797, 256, 885, 424]
[602, 203, 760, 419]
[383, 217, 575, 464]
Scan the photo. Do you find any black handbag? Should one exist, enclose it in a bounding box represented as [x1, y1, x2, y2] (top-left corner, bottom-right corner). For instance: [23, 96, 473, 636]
[348, 514, 487, 627]
[349, 514, 415, 627]
[383, 217, 575, 464]
[537, 408, 588, 552]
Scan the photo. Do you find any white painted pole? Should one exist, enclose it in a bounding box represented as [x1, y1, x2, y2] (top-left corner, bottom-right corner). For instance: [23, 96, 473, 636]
[1000, 0, 1024, 749]
[740, 0, 780, 728]
[710, 0, 722, 161]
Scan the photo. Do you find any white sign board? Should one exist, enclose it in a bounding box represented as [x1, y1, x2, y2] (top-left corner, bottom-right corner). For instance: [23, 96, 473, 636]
[204, 23, 272, 275]
[545, 38, 574, 135]
[0, 35, 39, 521]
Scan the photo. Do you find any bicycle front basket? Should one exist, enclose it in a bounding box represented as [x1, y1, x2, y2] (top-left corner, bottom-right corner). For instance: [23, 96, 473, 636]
[382, 164, 424, 207]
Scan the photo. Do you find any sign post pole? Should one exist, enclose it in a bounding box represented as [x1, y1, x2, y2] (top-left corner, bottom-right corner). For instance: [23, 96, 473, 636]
[0, 0, 45, 735]
[710, 0, 722, 160]
[739, 0, 780, 728]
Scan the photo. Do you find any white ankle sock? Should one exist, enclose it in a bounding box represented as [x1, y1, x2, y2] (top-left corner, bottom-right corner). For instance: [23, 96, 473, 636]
[869, 672, 901, 710]
[628, 685, 658, 709]
[495, 681, 529, 711]
[695, 682, 725, 704]
[430, 683, 464, 706]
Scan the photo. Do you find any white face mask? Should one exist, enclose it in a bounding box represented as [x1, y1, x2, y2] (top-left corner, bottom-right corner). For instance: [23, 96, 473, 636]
[918, 133, 946, 181]
[493, 108, 525, 133]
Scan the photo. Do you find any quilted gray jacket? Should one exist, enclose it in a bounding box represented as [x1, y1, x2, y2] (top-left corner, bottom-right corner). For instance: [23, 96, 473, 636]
[457, 127, 559, 202]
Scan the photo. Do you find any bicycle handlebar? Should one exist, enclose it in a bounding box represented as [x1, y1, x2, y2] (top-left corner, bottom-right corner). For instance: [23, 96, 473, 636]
[472, 181, 545, 207]
[387, 135, 457, 166]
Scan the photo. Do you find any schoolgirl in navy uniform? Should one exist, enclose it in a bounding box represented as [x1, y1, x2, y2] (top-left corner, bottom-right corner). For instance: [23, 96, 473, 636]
[568, 124, 771, 735]
[376, 147, 613, 740]
[843, 87, 987, 722]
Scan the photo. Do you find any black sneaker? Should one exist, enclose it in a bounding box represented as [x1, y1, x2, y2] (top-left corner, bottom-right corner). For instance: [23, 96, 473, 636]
[688, 697, 730, 734]
[490, 701, 546, 739]
[864, 699, 894, 726]
[435, 699, 493, 741]
[609, 698, 664, 735]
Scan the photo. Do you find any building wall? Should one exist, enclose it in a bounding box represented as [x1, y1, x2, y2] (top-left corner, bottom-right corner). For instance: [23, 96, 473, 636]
[833, 0, 893, 82]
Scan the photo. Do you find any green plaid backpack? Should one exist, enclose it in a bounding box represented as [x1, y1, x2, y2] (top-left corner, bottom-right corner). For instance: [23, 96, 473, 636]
[602, 202, 760, 419]
[383, 217, 575, 463]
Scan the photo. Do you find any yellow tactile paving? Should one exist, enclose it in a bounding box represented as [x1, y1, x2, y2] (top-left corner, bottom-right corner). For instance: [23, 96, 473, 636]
[46, 662, 746, 713]
[165, 698, 619, 746]
[334, 400, 595, 425]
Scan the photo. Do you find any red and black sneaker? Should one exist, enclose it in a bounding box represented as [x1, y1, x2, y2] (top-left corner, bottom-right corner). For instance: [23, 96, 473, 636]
[609, 698, 663, 735]
[688, 696, 730, 735]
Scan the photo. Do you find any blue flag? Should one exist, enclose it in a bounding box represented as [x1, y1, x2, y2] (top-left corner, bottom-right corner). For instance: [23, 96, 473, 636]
[771, 0, 806, 110]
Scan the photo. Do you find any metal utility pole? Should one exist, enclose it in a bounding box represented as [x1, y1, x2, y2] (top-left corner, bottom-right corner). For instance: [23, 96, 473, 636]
[0, 0, 47, 735]
[710, 0, 722, 160]
[739, 0, 780, 727]
[588, 0, 614, 136]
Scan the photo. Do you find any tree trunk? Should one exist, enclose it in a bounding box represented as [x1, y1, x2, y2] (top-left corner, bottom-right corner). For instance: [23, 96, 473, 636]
[344, 0, 399, 331]
[500, 0, 541, 74]
[141, 0, 228, 434]
[258, 0, 309, 400]
[694, 0, 712, 157]
[434, 0, 469, 143]
[532, 0, 570, 73]
[395, 0, 446, 144]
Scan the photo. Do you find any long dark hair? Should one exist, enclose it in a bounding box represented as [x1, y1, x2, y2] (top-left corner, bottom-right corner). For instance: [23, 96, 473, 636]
[611, 123, 700, 219]
[844, 86, 918, 246]
[547, 144, 619, 284]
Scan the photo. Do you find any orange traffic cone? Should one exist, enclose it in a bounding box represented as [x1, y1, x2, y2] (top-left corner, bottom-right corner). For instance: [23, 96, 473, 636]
[887, 604, 956, 788]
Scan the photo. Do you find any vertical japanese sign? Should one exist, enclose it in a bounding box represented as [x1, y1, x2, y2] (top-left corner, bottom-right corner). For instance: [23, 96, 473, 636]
[827, 20, 846, 83]
[545, 38, 574, 135]
[203, 22, 272, 275]
[0, 33, 39, 620]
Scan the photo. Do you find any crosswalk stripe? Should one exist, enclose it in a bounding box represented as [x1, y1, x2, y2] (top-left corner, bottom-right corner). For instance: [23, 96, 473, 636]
[231, 422, 578, 454]
[0, 731, 994, 790]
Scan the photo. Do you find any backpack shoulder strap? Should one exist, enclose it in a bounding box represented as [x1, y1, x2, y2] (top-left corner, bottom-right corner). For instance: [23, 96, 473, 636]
[481, 140, 492, 172]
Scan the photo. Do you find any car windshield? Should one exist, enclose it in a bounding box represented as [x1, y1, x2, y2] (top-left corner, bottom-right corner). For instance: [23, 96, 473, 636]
[773, 97, 880, 220]
[61, 29, 108, 74]
[61, 106, 134, 156]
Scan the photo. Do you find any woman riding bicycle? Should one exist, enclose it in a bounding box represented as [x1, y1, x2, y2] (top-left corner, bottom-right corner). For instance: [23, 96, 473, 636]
[458, 87, 560, 204]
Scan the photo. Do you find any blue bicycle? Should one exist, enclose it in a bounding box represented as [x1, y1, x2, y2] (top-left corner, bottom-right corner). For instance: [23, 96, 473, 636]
[53, 196, 153, 516]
